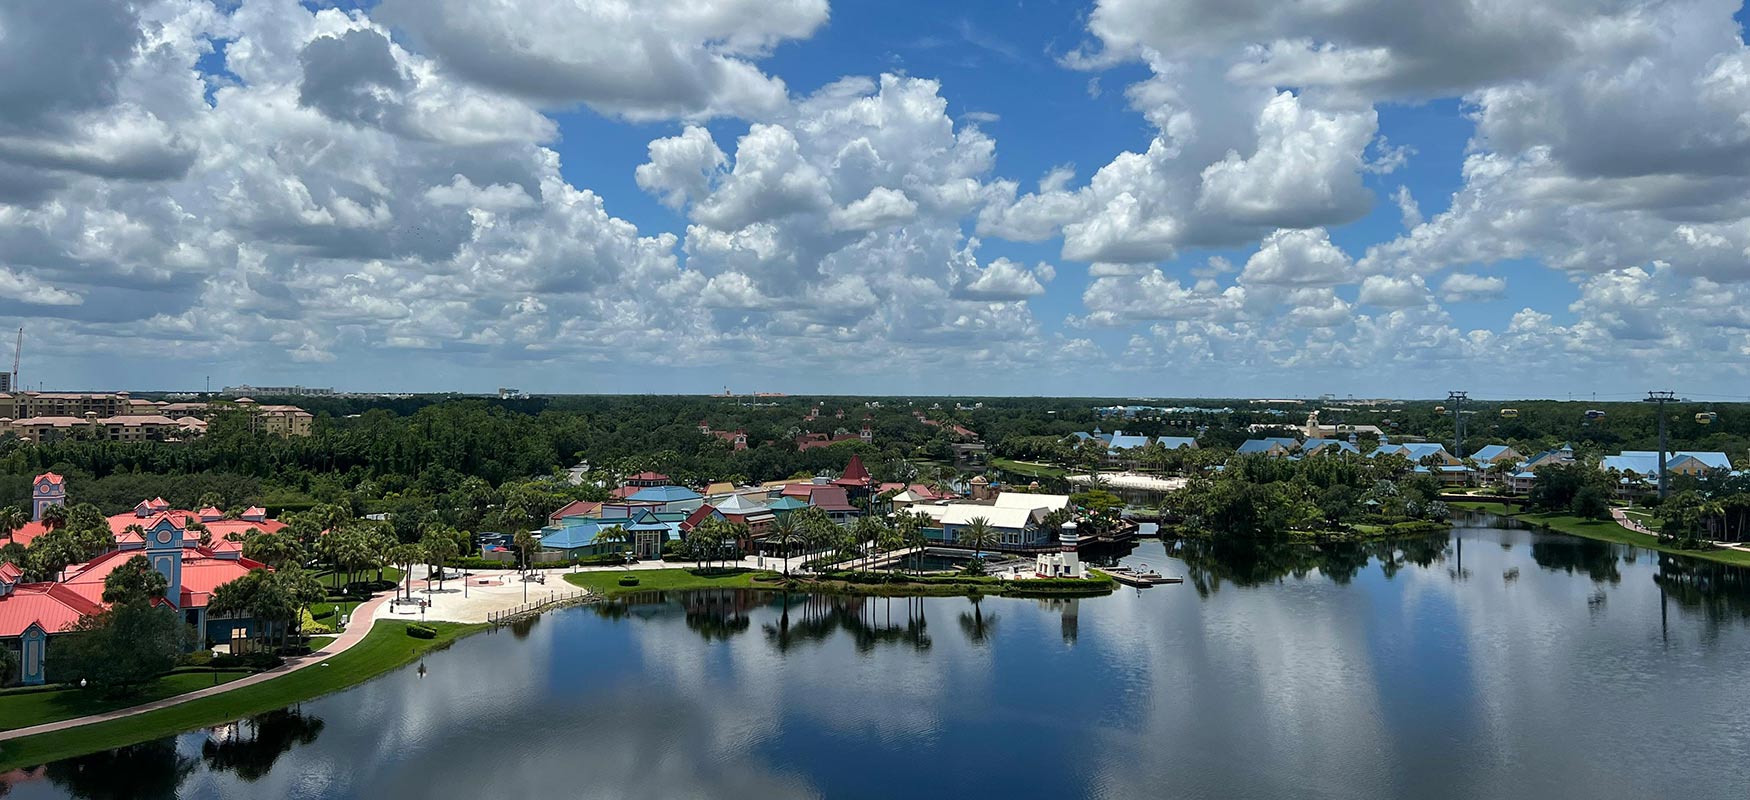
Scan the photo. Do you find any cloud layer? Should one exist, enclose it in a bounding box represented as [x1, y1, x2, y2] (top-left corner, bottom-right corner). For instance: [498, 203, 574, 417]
[0, 0, 1745, 394]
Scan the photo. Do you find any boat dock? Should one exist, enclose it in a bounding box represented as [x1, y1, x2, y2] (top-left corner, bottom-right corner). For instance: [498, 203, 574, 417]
[1101, 566, 1183, 587]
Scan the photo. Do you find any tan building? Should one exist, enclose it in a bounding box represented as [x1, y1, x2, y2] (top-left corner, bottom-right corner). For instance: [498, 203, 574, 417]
[0, 391, 309, 441]
[250, 404, 314, 437]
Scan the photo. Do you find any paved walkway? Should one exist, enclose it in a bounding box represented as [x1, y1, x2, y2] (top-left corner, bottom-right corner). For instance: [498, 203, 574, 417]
[0, 592, 393, 743]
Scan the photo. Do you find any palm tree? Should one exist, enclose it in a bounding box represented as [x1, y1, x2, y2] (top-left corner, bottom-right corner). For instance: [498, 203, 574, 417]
[768, 516, 802, 578]
[875, 523, 906, 575]
[41, 503, 69, 532]
[961, 516, 996, 562]
[594, 525, 630, 562]
[0, 506, 25, 543]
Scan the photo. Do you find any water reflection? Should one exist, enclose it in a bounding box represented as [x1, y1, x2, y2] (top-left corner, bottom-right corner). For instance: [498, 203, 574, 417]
[21, 525, 1750, 800]
[1529, 538, 1623, 584]
[1167, 535, 1450, 594]
[41, 739, 194, 800]
[200, 709, 326, 782]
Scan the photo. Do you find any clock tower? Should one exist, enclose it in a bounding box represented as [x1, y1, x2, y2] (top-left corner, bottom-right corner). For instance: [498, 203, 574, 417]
[144, 516, 184, 607]
[31, 472, 66, 522]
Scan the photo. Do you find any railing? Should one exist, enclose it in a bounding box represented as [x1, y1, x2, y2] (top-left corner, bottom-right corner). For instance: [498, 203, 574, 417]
[486, 589, 591, 626]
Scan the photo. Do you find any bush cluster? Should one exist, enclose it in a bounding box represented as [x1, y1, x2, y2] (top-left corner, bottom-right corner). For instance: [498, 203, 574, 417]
[406, 624, 438, 639]
[209, 652, 284, 670]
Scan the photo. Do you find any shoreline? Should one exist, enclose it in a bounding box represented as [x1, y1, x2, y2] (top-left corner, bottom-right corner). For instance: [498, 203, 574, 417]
[563, 567, 1119, 599]
[1, 564, 1113, 768]
[0, 620, 485, 771]
[1448, 501, 1750, 566]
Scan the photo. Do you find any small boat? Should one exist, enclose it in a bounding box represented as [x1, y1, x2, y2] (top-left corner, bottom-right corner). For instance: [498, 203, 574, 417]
[1104, 564, 1183, 587]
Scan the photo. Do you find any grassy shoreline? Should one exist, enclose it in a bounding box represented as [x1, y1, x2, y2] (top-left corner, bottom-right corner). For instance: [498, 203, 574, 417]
[1449, 501, 1750, 566]
[0, 670, 255, 733]
[0, 620, 484, 770]
[565, 567, 1117, 599]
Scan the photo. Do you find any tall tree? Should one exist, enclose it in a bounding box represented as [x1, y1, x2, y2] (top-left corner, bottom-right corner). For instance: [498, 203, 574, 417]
[960, 517, 996, 562]
[102, 556, 169, 605]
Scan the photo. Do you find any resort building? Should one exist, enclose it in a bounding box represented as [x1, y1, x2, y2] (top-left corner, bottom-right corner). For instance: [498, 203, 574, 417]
[913, 491, 1070, 552]
[7, 475, 286, 553]
[1471, 445, 1524, 465]
[1596, 450, 1733, 496]
[1069, 430, 1199, 466]
[0, 475, 279, 686]
[1299, 438, 1361, 456]
[1237, 437, 1299, 456]
[0, 392, 311, 442]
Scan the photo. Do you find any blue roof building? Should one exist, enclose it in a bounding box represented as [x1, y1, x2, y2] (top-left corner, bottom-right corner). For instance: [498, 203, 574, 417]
[1237, 437, 1298, 456]
[626, 485, 705, 513]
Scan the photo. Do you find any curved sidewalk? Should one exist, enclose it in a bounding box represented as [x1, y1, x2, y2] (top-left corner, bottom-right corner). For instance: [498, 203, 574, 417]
[0, 592, 392, 743]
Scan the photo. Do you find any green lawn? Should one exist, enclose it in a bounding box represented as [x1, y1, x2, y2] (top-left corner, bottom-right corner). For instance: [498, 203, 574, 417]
[564, 568, 769, 597]
[0, 620, 483, 770]
[306, 635, 337, 651]
[0, 670, 253, 732]
[988, 458, 1067, 478]
[1450, 501, 1750, 566]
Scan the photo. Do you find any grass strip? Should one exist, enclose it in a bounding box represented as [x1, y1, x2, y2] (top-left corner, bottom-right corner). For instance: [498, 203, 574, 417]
[0, 620, 483, 770]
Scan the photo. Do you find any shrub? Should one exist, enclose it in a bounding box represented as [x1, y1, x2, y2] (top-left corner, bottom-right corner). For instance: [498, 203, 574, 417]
[209, 652, 285, 671]
[176, 650, 214, 668]
[406, 624, 438, 639]
[617, 576, 640, 587]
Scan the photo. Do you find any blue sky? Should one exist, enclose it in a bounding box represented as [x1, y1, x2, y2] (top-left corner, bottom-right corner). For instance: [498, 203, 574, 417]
[2, 0, 1749, 398]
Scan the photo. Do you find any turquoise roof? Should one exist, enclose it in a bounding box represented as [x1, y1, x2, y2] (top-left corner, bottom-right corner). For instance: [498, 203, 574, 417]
[629, 485, 702, 503]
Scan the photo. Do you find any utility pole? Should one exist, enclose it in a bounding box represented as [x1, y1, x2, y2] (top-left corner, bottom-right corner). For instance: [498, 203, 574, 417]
[1645, 391, 1676, 499]
[1447, 391, 1469, 459]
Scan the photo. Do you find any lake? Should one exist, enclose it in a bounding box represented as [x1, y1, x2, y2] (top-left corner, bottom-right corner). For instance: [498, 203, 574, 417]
[8, 517, 1750, 799]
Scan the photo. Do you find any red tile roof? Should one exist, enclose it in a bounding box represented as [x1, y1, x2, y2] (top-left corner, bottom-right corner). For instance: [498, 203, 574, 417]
[0, 582, 103, 637]
[833, 454, 873, 486]
[809, 486, 856, 512]
[548, 500, 602, 523]
[681, 504, 718, 531]
[61, 547, 266, 610]
[34, 472, 64, 487]
[0, 562, 21, 584]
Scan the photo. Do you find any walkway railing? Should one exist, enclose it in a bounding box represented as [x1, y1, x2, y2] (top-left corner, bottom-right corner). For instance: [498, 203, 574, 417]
[486, 589, 592, 626]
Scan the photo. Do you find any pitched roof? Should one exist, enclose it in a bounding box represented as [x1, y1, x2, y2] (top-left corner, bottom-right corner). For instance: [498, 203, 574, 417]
[713, 493, 769, 515]
[1237, 438, 1296, 454]
[0, 582, 103, 637]
[681, 504, 724, 531]
[34, 472, 64, 487]
[808, 486, 856, 512]
[1471, 444, 1515, 461]
[837, 454, 872, 484]
[628, 485, 702, 503]
[914, 503, 1037, 530]
[625, 471, 670, 482]
[992, 492, 1071, 511]
[547, 500, 602, 523]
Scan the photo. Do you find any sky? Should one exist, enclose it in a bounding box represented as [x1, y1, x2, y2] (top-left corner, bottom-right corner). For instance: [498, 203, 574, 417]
[3, 0, 1750, 400]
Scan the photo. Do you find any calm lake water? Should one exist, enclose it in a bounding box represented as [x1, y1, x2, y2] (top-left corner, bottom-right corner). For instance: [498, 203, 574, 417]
[9, 517, 1750, 799]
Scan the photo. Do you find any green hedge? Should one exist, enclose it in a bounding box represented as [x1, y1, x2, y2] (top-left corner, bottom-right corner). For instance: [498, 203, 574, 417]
[406, 624, 438, 640]
[208, 652, 284, 671]
[617, 576, 640, 587]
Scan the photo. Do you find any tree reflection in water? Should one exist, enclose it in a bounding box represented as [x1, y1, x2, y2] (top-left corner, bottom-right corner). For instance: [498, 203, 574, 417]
[763, 593, 933, 653]
[1655, 554, 1750, 638]
[1168, 534, 1450, 596]
[200, 707, 327, 782]
[1530, 538, 1623, 584]
[958, 595, 997, 645]
[42, 737, 195, 800]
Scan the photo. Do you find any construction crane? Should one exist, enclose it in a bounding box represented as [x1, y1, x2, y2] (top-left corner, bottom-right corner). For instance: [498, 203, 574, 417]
[8, 327, 18, 392]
